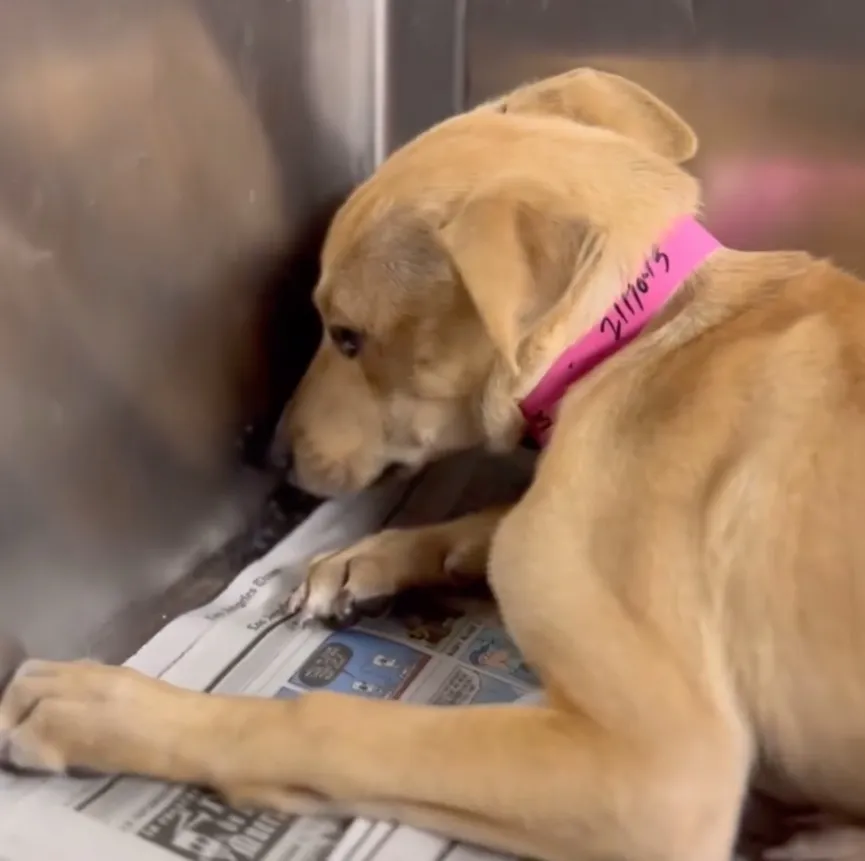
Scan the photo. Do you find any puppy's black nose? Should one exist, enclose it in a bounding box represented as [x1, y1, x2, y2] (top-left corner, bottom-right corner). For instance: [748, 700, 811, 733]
[267, 441, 295, 475]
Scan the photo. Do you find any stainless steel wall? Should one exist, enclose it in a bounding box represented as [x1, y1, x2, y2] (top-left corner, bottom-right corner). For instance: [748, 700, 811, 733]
[0, 0, 384, 659]
[463, 0, 865, 274]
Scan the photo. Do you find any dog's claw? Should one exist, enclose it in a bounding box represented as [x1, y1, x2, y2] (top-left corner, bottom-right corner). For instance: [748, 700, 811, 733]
[286, 581, 310, 618]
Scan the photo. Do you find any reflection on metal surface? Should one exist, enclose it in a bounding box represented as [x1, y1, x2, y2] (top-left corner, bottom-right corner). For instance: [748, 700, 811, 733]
[463, 0, 865, 273]
[0, 0, 383, 659]
[381, 0, 466, 152]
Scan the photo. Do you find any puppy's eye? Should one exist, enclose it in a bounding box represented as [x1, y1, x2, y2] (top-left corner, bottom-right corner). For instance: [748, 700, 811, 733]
[329, 326, 363, 358]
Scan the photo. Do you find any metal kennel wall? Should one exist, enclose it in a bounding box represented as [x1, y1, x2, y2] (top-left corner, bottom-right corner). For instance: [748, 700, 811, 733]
[0, 0, 862, 660]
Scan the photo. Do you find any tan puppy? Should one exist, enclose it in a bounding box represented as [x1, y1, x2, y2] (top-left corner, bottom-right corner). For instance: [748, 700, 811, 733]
[3, 68, 865, 861]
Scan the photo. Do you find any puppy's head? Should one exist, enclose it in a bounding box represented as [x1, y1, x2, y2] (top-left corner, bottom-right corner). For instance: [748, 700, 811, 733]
[273, 69, 701, 497]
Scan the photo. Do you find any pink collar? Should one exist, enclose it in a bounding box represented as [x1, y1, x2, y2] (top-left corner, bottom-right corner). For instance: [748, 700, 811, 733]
[519, 216, 722, 446]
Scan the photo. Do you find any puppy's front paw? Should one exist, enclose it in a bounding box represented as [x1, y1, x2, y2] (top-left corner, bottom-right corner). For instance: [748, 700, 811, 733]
[0, 660, 108, 773]
[288, 527, 463, 628]
[0, 659, 181, 777]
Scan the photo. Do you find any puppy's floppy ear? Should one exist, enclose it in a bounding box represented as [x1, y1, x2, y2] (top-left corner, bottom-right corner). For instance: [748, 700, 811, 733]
[439, 181, 605, 370]
[499, 68, 697, 163]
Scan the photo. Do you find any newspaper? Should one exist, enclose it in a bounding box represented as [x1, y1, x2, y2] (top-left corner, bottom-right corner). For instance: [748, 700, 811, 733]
[0, 450, 539, 861]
